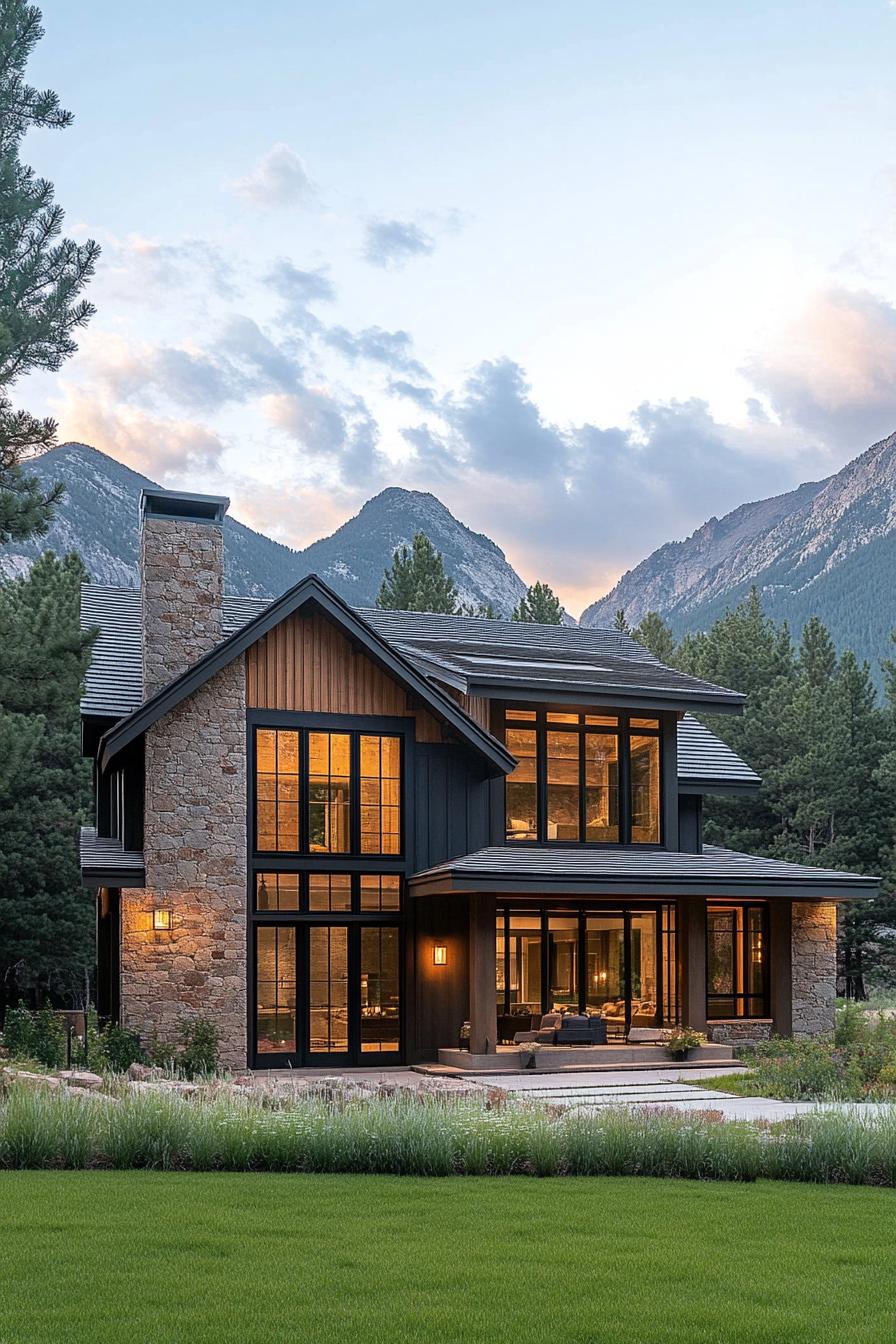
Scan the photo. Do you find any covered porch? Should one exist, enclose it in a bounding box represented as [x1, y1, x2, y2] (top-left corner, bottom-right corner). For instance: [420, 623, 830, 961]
[409, 844, 878, 1067]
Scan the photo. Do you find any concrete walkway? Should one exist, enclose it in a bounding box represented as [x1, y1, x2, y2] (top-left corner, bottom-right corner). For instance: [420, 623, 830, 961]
[472, 1067, 895, 1122]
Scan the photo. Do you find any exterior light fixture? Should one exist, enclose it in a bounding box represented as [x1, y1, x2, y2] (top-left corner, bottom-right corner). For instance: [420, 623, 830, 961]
[152, 908, 172, 932]
[433, 944, 448, 966]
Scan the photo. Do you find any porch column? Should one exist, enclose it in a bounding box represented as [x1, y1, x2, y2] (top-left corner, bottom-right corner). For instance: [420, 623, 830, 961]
[678, 896, 707, 1031]
[769, 899, 792, 1036]
[469, 893, 497, 1054]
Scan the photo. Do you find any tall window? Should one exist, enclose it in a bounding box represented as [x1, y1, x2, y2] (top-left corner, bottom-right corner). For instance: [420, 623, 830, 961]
[707, 903, 768, 1019]
[308, 732, 351, 853]
[504, 709, 660, 845]
[254, 726, 402, 856]
[360, 734, 401, 854]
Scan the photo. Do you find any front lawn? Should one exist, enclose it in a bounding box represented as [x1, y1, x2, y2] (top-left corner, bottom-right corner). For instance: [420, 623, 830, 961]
[1, 1172, 895, 1343]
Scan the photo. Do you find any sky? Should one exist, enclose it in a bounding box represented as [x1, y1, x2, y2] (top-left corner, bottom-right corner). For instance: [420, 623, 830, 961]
[20, 1, 896, 615]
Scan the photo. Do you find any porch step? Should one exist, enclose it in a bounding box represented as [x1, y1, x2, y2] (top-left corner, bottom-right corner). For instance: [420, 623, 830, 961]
[434, 1044, 735, 1073]
[416, 1056, 743, 1078]
[487, 1080, 740, 1108]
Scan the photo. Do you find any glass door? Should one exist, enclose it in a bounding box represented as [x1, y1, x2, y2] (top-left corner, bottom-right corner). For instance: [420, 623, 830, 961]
[253, 923, 401, 1066]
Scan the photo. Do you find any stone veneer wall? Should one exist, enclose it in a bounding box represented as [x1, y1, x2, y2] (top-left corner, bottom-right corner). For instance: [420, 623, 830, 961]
[120, 659, 247, 1069]
[141, 514, 223, 697]
[791, 901, 837, 1038]
[708, 1020, 773, 1045]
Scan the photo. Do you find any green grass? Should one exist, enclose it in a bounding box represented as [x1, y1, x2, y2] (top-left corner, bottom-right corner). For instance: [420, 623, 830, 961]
[1, 1173, 895, 1343]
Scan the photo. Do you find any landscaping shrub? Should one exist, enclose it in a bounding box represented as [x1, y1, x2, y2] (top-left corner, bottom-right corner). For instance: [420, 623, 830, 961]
[177, 1017, 220, 1078]
[2, 1084, 896, 1186]
[101, 1026, 145, 1074]
[1, 1003, 36, 1060]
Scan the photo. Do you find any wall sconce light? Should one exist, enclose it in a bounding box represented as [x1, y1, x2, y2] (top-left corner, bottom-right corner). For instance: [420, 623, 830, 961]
[152, 907, 172, 932]
[433, 944, 448, 966]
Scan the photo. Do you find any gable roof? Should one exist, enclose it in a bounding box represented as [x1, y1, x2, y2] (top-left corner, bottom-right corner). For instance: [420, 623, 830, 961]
[96, 574, 516, 776]
[677, 713, 760, 793]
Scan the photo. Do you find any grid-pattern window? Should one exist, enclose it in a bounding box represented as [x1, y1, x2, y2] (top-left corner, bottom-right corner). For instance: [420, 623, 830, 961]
[256, 925, 296, 1054]
[360, 735, 401, 854]
[360, 874, 402, 911]
[546, 732, 580, 840]
[255, 872, 301, 911]
[256, 729, 300, 850]
[506, 726, 538, 841]
[308, 732, 351, 853]
[584, 733, 619, 842]
[308, 873, 352, 911]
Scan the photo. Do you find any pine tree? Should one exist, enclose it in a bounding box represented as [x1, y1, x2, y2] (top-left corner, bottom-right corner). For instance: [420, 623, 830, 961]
[631, 611, 676, 663]
[612, 609, 629, 633]
[512, 580, 563, 625]
[0, 551, 96, 1009]
[0, 2, 99, 544]
[375, 532, 459, 614]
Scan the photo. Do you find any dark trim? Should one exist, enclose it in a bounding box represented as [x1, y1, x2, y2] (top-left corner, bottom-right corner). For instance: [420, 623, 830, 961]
[678, 780, 762, 796]
[99, 574, 515, 776]
[706, 901, 770, 1020]
[465, 681, 744, 715]
[81, 865, 146, 889]
[408, 869, 877, 901]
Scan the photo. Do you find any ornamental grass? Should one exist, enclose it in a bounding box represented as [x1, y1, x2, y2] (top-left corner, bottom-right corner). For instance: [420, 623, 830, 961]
[3, 1083, 896, 1185]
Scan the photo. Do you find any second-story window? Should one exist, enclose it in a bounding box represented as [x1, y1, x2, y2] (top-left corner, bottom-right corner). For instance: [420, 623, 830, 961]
[255, 727, 402, 855]
[504, 709, 660, 845]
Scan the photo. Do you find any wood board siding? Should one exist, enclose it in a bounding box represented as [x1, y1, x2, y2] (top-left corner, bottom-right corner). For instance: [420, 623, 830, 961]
[246, 610, 443, 741]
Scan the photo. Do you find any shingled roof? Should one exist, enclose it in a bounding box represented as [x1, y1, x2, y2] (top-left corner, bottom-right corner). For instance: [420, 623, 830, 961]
[409, 844, 878, 900]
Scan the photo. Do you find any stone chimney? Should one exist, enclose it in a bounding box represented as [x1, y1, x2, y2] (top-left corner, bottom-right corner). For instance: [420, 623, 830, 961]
[139, 488, 230, 699]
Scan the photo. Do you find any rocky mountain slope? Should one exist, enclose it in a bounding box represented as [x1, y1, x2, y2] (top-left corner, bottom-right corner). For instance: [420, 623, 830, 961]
[0, 443, 529, 615]
[582, 430, 896, 672]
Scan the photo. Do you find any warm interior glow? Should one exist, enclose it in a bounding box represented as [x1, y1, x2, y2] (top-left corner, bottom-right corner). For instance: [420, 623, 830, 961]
[152, 908, 172, 931]
[433, 944, 448, 966]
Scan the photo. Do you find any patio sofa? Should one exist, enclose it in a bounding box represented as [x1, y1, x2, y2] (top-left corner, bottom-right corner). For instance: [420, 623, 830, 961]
[513, 1013, 607, 1046]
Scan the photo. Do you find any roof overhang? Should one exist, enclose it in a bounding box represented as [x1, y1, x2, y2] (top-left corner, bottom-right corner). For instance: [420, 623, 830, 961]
[408, 846, 878, 902]
[678, 779, 761, 796]
[80, 828, 145, 889]
[456, 680, 745, 716]
[98, 575, 516, 777]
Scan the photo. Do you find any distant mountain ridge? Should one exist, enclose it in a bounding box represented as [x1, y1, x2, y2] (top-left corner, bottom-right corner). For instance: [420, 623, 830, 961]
[0, 443, 530, 615]
[582, 429, 896, 674]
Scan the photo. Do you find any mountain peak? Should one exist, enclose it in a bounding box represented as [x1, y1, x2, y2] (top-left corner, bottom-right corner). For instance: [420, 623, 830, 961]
[0, 443, 528, 616]
[581, 428, 896, 678]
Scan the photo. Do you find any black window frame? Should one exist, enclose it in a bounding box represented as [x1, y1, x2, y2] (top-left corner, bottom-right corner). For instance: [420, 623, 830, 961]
[502, 706, 664, 847]
[705, 901, 770, 1020]
[494, 901, 679, 1033]
[249, 712, 408, 861]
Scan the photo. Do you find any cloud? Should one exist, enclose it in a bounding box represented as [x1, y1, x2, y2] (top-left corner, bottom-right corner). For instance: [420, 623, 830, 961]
[440, 359, 568, 481]
[389, 380, 437, 409]
[56, 388, 227, 480]
[216, 315, 302, 393]
[325, 325, 429, 377]
[230, 144, 317, 210]
[265, 259, 336, 333]
[362, 218, 435, 270]
[102, 235, 239, 301]
[744, 287, 896, 451]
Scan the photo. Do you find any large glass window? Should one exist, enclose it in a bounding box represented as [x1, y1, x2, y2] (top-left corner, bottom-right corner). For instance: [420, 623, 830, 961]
[256, 729, 300, 851]
[504, 710, 660, 845]
[360, 927, 400, 1052]
[496, 905, 671, 1030]
[256, 925, 296, 1054]
[707, 903, 768, 1019]
[309, 925, 349, 1053]
[254, 726, 402, 856]
[505, 725, 538, 840]
[254, 871, 402, 914]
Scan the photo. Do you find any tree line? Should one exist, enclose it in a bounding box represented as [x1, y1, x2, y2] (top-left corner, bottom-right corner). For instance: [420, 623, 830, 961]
[616, 595, 896, 995]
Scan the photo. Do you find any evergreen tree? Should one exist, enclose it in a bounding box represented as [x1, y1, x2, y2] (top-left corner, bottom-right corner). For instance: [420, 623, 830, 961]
[512, 580, 563, 624]
[0, 2, 99, 544]
[631, 611, 676, 663]
[375, 532, 459, 614]
[0, 551, 96, 1009]
[612, 609, 629, 633]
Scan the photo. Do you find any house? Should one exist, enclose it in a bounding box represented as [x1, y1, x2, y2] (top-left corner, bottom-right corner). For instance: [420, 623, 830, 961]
[78, 488, 878, 1070]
